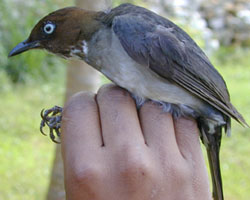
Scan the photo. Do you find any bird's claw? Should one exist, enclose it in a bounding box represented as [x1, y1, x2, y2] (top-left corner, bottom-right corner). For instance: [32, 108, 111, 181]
[40, 106, 63, 143]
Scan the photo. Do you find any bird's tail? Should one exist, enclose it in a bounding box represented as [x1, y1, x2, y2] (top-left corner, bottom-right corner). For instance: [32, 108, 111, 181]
[198, 121, 224, 200]
[206, 136, 223, 200]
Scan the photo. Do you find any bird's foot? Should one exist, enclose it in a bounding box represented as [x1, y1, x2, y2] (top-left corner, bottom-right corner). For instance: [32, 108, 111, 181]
[40, 106, 63, 143]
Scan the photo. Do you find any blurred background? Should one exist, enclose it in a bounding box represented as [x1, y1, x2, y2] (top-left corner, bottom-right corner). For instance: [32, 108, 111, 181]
[0, 0, 249, 199]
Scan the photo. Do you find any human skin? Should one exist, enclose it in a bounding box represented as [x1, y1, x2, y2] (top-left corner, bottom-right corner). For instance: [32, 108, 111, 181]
[61, 84, 211, 200]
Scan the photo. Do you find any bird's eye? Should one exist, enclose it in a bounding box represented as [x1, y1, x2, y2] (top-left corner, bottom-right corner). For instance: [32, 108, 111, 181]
[43, 23, 56, 34]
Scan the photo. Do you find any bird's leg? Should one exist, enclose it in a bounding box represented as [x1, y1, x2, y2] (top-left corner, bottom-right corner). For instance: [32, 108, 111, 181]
[40, 106, 63, 143]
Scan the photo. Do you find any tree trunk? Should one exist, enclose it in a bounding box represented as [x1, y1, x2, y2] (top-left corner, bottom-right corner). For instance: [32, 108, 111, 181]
[46, 1, 111, 199]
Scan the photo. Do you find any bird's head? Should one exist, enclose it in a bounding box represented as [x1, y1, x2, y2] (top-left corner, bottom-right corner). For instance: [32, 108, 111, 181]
[9, 7, 102, 59]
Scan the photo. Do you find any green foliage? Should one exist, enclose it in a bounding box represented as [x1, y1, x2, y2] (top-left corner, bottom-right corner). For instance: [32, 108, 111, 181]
[211, 48, 250, 200]
[0, 0, 73, 83]
[112, 0, 149, 7]
[0, 72, 65, 200]
[112, 0, 136, 7]
[213, 47, 250, 68]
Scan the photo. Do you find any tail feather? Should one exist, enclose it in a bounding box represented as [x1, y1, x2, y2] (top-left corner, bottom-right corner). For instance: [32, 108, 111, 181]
[229, 103, 249, 128]
[206, 138, 223, 200]
[199, 120, 224, 200]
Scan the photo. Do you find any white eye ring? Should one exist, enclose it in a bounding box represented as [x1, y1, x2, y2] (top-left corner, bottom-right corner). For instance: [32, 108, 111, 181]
[44, 23, 55, 34]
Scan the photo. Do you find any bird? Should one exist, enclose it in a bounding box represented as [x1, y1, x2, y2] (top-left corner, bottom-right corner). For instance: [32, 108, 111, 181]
[8, 3, 248, 200]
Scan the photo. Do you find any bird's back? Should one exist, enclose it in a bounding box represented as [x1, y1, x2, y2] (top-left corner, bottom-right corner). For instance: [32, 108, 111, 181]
[98, 3, 247, 127]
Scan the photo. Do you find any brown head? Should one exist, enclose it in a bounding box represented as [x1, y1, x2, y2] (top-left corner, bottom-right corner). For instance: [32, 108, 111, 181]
[8, 7, 103, 58]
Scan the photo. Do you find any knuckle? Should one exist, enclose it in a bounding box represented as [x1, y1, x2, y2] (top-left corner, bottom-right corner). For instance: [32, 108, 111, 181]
[97, 84, 132, 103]
[98, 83, 116, 92]
[176, 117, 198, 133]
[63, 91, 96, 117]
[117, 145, 154, 184]
[69, 164, 103, 186]
[141, 101, 160, 111]
[121, 162, 150, 180]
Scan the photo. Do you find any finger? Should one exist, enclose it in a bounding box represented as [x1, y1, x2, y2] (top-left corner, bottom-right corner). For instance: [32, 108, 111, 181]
[96, 84, 145, 147]
[174, 117, 210, 197]
[174, 117, 203, 161]
[61, 91, 103, 162]
[139, 102, 181, 156]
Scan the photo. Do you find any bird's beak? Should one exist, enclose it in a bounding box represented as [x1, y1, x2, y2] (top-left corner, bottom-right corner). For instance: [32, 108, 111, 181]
[8, 40, 40, 57]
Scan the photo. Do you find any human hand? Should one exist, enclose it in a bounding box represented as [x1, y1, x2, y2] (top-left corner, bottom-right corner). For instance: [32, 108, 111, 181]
[61, 84, 211, 200]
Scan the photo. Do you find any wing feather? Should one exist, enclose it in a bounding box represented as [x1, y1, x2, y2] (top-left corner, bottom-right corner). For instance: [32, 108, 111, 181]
[111, 10, 247, 125]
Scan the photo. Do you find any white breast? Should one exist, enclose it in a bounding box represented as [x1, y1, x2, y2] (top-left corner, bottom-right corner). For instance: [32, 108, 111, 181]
[87, 29, 206, 113]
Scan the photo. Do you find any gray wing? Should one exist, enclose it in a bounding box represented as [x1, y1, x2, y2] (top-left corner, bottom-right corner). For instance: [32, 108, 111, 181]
[112, 14, 246, 125]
